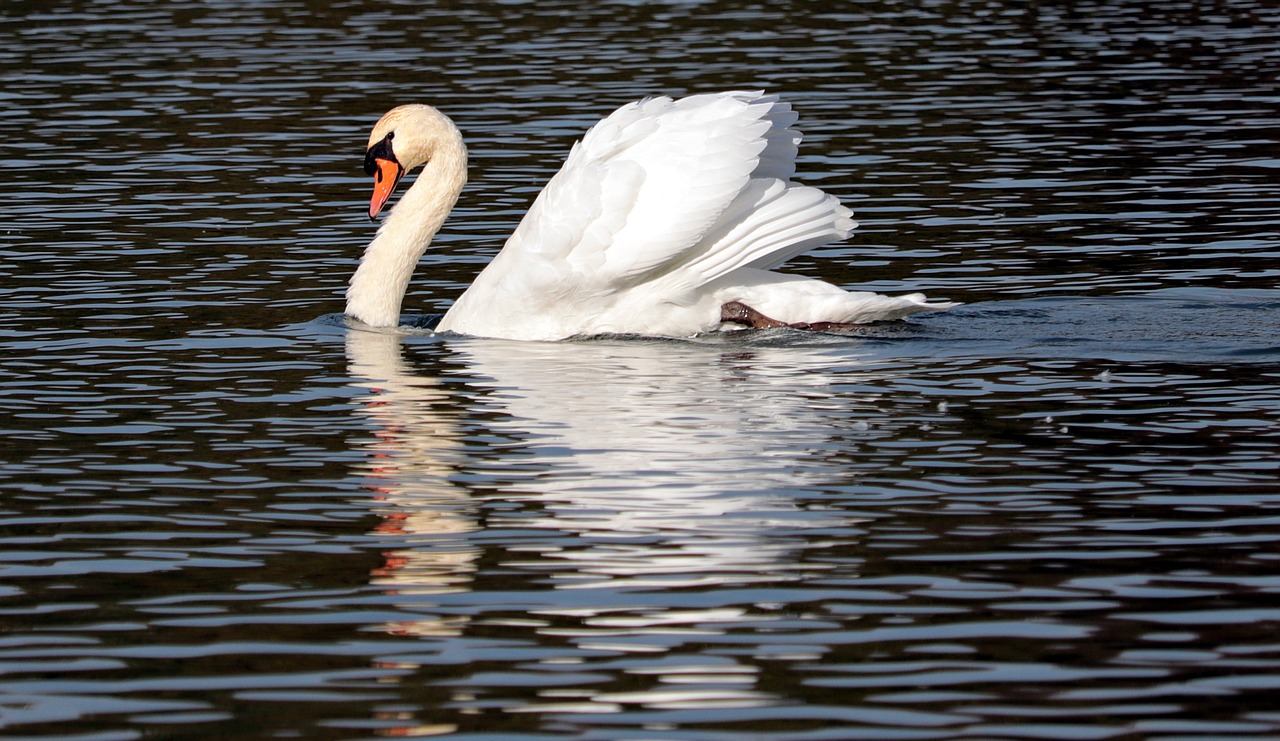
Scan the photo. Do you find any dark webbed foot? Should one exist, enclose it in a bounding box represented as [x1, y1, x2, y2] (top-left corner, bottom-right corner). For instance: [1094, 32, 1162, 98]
[720, 301, 788, 329]
[720, 301, 862, 333]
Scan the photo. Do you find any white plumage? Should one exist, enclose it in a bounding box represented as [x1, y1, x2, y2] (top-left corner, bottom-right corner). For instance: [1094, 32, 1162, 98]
[346, 91, 954, 340]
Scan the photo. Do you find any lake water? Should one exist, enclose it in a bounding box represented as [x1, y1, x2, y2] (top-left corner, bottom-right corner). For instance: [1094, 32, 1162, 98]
[3, 1, 1280, 738]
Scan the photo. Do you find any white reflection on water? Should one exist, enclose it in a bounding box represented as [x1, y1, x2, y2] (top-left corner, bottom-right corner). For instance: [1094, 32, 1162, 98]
[456, 336, 874, 589]
[346, 329, 479, 638]
[344, 329, 886, 724]
[347, 330, 881, 596]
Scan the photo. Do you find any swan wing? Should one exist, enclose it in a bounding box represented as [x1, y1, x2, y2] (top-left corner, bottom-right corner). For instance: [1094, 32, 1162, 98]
[502, 91, 818, 292]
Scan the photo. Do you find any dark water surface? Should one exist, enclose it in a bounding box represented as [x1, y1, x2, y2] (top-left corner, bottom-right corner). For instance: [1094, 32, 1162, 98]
[4, 1, 1280, 738]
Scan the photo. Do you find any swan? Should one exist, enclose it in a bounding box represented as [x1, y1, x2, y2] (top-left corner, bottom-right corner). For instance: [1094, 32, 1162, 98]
[346, 91, 955, 340]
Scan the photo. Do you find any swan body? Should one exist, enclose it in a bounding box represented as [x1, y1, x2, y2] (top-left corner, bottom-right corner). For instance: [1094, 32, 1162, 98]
[346, 91, 954, 340]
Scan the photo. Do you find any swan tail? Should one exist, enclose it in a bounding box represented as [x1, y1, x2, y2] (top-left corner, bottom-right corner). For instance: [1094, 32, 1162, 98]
[716, 269, 959, 325]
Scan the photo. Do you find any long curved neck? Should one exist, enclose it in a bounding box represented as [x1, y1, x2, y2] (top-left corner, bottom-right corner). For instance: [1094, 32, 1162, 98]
[345, 141, 467, 327]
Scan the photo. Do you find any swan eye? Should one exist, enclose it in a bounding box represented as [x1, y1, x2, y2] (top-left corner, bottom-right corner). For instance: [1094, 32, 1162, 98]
[386, 132, 395, 141]
[364, 134, 398, 176]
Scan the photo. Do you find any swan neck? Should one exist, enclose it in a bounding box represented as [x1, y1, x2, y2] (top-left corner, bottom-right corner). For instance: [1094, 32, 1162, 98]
[346, 141, 467, 327]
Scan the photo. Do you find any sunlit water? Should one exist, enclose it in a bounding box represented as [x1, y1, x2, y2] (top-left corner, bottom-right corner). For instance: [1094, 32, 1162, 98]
[3, 1, 1280, 738]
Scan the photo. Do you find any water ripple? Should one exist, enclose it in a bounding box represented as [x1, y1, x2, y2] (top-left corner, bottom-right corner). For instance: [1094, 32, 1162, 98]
[2, 0, 1280, 738]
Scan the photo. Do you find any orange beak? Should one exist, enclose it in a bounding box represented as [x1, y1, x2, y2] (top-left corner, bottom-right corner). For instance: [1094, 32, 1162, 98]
[369, 157, 404, 219]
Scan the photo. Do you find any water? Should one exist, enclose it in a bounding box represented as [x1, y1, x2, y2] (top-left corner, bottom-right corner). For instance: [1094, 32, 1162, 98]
[3, 0, 1280, 738]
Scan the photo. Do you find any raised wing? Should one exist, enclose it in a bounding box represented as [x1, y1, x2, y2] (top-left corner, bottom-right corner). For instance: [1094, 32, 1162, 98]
[501, 91, 838, 296]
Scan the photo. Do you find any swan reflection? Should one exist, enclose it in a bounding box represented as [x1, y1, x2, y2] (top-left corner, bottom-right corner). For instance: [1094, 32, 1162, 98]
[348, 330, 877, 597]
[466, 340, 845, 479]
[346, 329, 479, 637]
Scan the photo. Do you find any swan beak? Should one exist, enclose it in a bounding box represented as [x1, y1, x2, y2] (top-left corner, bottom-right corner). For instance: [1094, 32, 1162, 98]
[368, 157, 404, 219]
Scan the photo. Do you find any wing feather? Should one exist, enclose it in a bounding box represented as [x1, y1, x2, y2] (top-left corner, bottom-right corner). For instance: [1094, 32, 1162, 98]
[501, 91, 815, 295]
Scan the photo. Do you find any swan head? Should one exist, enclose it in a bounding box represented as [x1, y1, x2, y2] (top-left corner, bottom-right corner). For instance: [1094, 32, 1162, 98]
[364, 104, 464, 219]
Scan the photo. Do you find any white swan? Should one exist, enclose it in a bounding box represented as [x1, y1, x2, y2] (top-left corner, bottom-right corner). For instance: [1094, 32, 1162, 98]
[346, 91, 955, 340]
